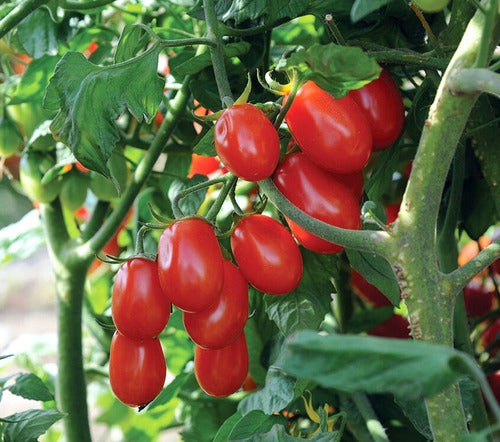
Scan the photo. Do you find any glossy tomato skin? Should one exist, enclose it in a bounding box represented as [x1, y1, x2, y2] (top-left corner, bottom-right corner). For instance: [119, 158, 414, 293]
[368, 314, 411, 339]
[332, 170, 364, 202]
[109, 331, 166, 407]
[273, 152, 361, 254]
[231, 214, 303, 295]
[349, 69, 405, 151]
[157, 218, 224, 313]
[285, 81, 372, 174]
[112, 258, 171, 340]
[183, 260, 248, 349]
[214, 103, 280, 181]
[462, 280, 495, 318]
[194, 332, 249, 397]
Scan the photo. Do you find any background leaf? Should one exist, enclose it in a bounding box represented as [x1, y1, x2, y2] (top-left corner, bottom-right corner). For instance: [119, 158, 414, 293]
[44, 48, 163, 177]
[2, 409, 65, 442]
[350, 0, 394, 23]
[276, 44, 381, 98]
[7, 373, 54, 402]
[281, 331, 470, 400]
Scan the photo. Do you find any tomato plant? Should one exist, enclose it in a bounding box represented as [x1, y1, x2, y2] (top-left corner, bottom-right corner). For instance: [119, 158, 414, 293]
[194, 331, 249, 397]
[273, 152, 361, 254]
[109, 331, 166, 407]
[214, 103, 280, 181]
[183, 259, 248, 349]
[1, 1, 499, 441]
[231, 214, 303, 295]
[112, 258, 171, 340]
[0, 115, 21, 157]
[285, 81, 372, 174]
[157, 217, 224, 313]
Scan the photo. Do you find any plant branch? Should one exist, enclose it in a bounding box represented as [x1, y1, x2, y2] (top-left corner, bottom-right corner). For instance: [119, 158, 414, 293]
[257, 178, 392, 257]
[203, 0, 234, 107]
[60, 0, 116, 10]
[475, 0, 499, 68]
[0, 0, 49, 39]
[158, 37, 217, 49]
[351, 393, 389, 442]
[450, 68, 500, 97]
[447, 240, 500, 292]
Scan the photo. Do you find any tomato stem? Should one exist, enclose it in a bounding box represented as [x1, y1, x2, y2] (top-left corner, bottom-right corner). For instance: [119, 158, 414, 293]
[206, 174, 238, 222]
[0, 0, 50, 39]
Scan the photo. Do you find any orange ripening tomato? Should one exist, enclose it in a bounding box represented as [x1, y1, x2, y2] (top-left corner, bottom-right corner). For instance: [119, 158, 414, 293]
[458, 236, 493, 279]
[188, 153, 221, 178]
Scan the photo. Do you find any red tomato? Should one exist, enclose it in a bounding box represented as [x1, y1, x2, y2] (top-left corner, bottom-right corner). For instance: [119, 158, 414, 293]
[183, 260, 248, 349]
[112, 258, 171, 340]
[462, 280, 495, 317]
[332, 170, 364, 202]
[214, 103, 280, 181]
[242, 374, 258, 392]
[273, 152, 361, 254]
[231, 214, 303, 294]
[157, 218, 224, 313]
[487, 371, 500, 404]
[385, 202, 400, 225]
[188, 153, 221, 178]
[351, 270, 393, 307]
[348, 69, 405, 151]
[368, 314, 411, 339]
[285, 81, 372, 174]
[109, 331, 166, 407]
[194, 332, 249, 397]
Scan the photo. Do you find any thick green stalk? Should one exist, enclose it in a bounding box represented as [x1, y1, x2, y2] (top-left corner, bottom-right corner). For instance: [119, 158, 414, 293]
[0, 0, 49, 39]
[41, 201, 93, 442]
[392, 5, 497, 440]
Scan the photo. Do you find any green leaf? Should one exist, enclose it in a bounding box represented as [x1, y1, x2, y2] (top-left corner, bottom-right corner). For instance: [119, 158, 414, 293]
[7, 373, 54, 402]
[364, 144, 402, 202]
[350, 0, 393, 23]
[281, 331, 471, 400]
[345, 249, 400, 305]
[224, 410, 285, 441]
[167, 175, 208, 216]
[115, 24, 153, 64]
[9, 56, 59, 105]
[238, 366, 310, 415]
[276, 44, 381, 98]
[347, 306, 395, 334]
[248, 424, 337, 441]
[17, 8, 60, 58]
[264, 250, 337, 336]
[0, 210, 45, 266]
[2, 409, 65, 442]
[175, 42, 251, 75]
[147, 371, 190, 410]
[394, 396, 432, 440]
[193, 126, 216, 156]
[43, 47, 163, 177]
[190, 0, 309, 24]
[214, 411, 244, 442]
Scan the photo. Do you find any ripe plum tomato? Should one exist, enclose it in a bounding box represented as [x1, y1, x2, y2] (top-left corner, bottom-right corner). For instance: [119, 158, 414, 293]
[349, 69, 405, 151]
[157, 217, 224, 313]
[194, 332, 249, 397]
[285, 81, 372, 174]
[109, 331, 166, 407]
[462, 280, 495, 318]
[332, 170, 364, 202]
[368, 314, 411, 339]
[183, 260, 248, 349]
[273, 152, 362, 254]
[351, 270, 392, 307]
[231, 214, 303, 295]
[214, 103, 280, 181]
[482, 319, 500, 357]
[112, 258, 171, 339]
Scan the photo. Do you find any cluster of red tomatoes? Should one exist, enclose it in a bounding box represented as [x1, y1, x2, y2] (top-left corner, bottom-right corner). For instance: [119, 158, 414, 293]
[109, 213, 304, 406]
[214, 68, 404, 254]
[108, 68, 406, 407]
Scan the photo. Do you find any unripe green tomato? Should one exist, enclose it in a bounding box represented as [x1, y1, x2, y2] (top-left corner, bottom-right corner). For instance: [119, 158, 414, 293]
[19, 151, 62, 203]
[7, 102, 53, 139]
[60, 170, 89, 211]
[89, 149, 130, 202]
[0, 116, 22, 157]
[412, 0, 449, 13]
